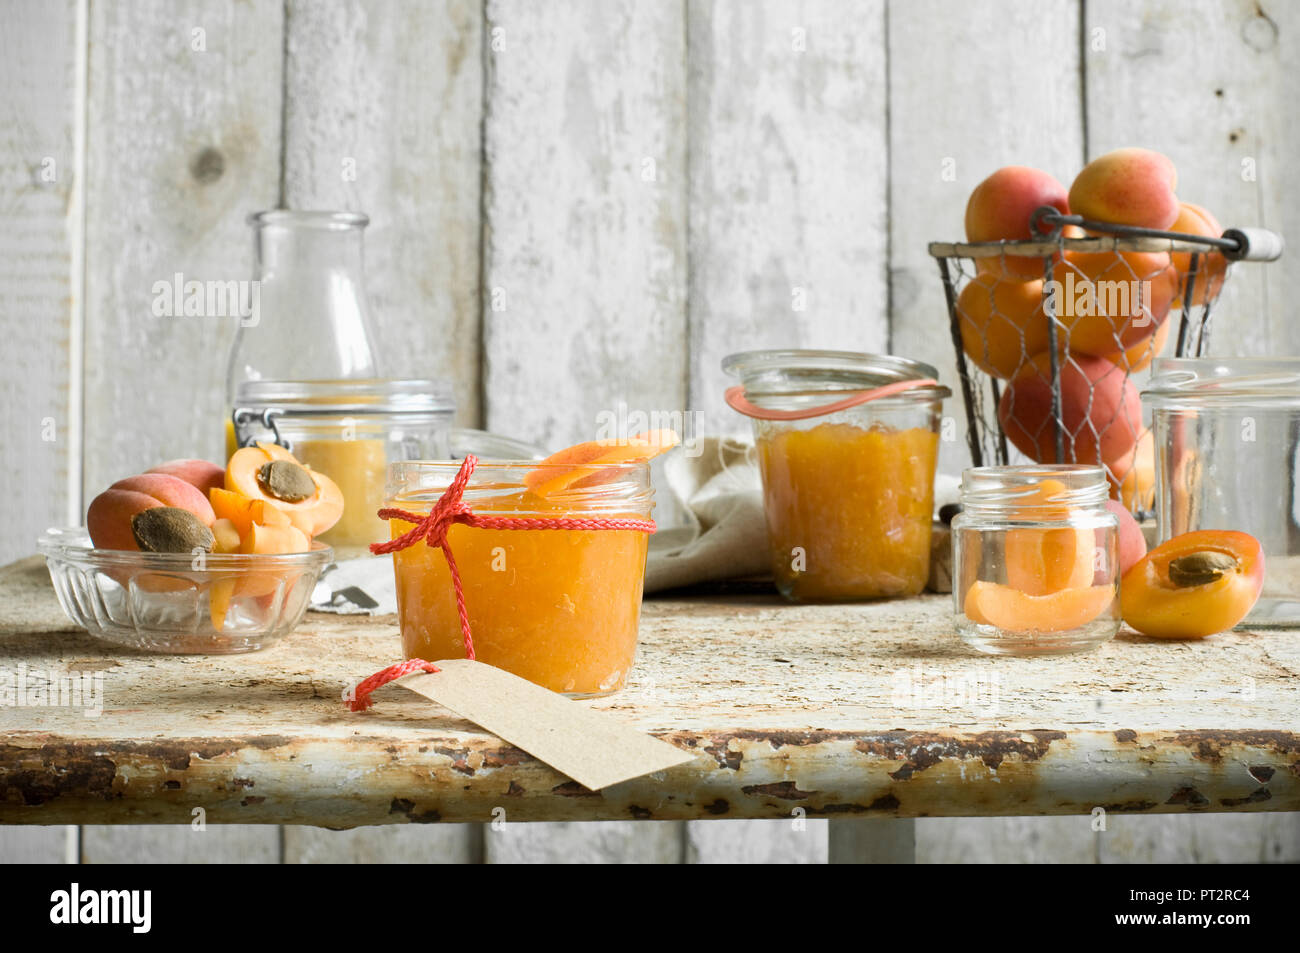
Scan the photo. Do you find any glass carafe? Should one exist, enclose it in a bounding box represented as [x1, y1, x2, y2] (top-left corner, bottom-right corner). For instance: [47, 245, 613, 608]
[224, 210, 380, 457]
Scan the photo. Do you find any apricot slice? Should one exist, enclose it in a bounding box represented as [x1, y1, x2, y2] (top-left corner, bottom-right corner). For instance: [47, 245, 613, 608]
[239, 522, 311, 555]
[1002, 479, 1096, 596]
[525, 429, 679, 497]
[210, 487, 260, 537]
[209, 578, 235, 631]
[226, 445, 344, 536]
[965, 580, 1114, 633]
[211, 518, 242, 554]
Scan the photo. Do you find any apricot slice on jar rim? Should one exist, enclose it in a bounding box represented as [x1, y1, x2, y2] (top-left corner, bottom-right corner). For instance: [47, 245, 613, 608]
[965, 580, 1114, 634]
[1120, 530, 1264, 639]
[524, 429, 680, 497]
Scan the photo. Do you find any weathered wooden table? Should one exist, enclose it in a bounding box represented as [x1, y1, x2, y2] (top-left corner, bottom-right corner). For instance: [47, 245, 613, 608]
[2, 556, 1297, 861]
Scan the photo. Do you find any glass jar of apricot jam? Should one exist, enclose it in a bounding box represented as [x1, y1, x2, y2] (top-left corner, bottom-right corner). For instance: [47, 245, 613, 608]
[953, 465, 1120, 655]
[723, 350, 950, 603]
[385, 460, 655, 696]
[233, 379, 455, 558]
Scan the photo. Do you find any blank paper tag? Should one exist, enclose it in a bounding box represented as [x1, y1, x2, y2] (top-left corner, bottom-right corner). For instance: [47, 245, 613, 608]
[396, 659, 695, 790]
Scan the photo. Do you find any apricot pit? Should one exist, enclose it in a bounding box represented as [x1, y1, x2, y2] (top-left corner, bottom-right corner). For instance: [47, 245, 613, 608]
[131, 506, 215, 554]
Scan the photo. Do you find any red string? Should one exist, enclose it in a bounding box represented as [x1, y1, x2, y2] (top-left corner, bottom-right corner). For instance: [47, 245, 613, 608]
[346, 454, 656, 711]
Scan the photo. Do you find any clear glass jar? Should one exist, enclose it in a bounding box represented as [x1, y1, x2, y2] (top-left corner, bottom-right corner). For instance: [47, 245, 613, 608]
[234, 379, 454, 557]
[953, 465, 1120, 655]
[224, 211, 380, 458]
[1145, 358, 1300, 626]
[385, 460, 655, 696]
[722, 349, 950, 602]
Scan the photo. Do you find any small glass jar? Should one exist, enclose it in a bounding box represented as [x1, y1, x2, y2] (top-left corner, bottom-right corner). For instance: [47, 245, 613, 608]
[722, 349, 950, 602]
[234, 379, 454, 557]
[385, 460, 655, 696]
[1145, 358, 1300, 626]
[953, 465, 1120, 655]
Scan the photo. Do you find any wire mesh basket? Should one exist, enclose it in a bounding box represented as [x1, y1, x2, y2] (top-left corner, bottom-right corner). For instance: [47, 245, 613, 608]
[929, 209, 1282, 514]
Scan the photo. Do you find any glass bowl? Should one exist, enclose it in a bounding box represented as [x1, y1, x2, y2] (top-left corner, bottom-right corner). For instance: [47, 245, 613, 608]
[38, 528, 333, 654]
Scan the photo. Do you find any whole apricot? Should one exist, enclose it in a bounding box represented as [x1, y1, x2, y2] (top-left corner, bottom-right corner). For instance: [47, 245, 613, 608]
[1068, 148, 1179, 230]
[965, 166, 1070, 281]
[999, 352, 1143, 466]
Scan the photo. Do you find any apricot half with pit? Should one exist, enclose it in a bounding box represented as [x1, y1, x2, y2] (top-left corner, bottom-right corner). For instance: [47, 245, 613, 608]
[87, 472, 216, 551]
[225, 445, 344, 537]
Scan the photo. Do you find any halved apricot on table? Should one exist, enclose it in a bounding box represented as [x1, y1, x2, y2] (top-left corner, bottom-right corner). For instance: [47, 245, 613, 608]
[524, 429, 680, 497]
[1120, 530, 1264, 639]
[965, 580, 1114, 633]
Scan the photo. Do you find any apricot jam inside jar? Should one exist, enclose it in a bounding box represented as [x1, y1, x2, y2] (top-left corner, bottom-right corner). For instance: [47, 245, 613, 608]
[384, 460, 655, 696]
[953, 465, 1120, 656]
[233, 379, 454, 558]
[722, 350, 950, 602]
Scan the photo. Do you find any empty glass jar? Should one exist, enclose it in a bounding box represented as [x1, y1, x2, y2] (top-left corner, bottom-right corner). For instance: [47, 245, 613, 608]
[1145, 358, 1300, 626]
[953, 465, 1120, 655]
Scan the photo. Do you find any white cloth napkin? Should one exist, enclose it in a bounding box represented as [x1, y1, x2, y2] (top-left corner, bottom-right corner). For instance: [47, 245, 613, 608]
[644, 436, 771, 593]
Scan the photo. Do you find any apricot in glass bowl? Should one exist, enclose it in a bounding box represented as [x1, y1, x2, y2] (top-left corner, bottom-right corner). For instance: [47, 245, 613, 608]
[39, 527, 332, 654]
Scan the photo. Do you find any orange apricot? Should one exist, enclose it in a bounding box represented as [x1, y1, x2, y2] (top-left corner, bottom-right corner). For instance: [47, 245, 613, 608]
[965, 580, 1114, 633]
[1107, 429, 1155, 512]
[1049, 250, 1177, 356]
[956, 274, 1050, 379]
[965, 166, 1070, 281]
[1169, 202, 1228, 306]
[1068, 148, 1179, 230]
[110, 474, 215, 525]
[1101, 316, 1170, 374]
[999, 352, 1143, 466]
[145, 459, 226, 497]
[87, 473, 216, 550]
[226, 445, 343, 536]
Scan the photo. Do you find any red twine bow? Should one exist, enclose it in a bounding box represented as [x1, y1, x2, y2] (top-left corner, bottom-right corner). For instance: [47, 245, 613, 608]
[345, 454, 656, 711]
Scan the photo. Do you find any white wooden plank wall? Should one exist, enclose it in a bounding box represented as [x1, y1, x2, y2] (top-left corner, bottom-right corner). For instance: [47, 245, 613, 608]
[2, 0, 1297, 864]
[888, 0, 1084, 475]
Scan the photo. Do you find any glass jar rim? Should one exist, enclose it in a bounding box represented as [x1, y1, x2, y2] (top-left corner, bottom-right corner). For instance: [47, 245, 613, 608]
[960, 464, 1110, 511]
[1145, 357, 1300, 406]
[235, 378, 455, 415]
[387, 459, 654, 513]
[247, 210, 369, 230]
[721, 348, 951, 405]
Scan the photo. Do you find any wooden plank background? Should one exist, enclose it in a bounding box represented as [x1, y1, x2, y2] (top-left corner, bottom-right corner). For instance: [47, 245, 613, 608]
[2, 0, 1297, 863]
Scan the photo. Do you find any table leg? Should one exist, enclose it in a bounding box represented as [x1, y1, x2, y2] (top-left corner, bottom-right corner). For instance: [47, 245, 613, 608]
[828, 817, 917, 864]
